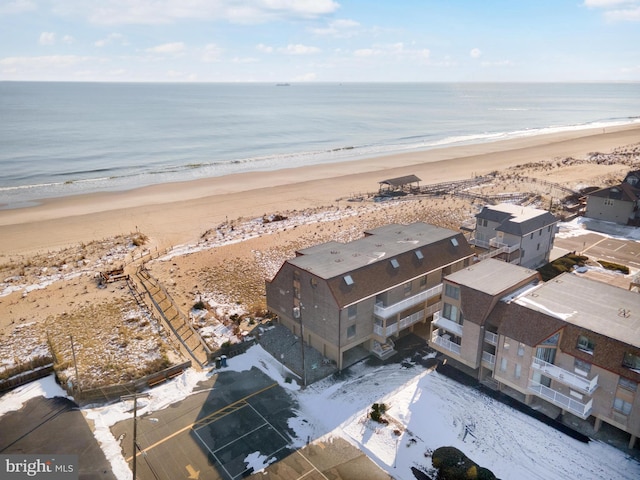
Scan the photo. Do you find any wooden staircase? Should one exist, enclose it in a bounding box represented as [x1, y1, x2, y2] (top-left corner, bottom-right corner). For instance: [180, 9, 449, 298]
[132, 267, 210, 370]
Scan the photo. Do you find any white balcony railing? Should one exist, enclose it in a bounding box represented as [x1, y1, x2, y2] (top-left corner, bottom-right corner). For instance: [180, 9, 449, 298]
[531, 357, 599, 395]
[431, 330, 461, 355]
[482, 351, 495, 367]
[399, 310, 425, 330]
[432, 311, 463, 337]
[484, 331, 498, 345]
[373, 323, 399, 338]
[373, 310, 425, 339]
[374, 284, 443, 319]
[528, 382, 593, 419]
[489, 238, 520, 253]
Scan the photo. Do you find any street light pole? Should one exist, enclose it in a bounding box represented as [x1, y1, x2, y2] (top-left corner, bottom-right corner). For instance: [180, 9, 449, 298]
[121, 393, 150, 480]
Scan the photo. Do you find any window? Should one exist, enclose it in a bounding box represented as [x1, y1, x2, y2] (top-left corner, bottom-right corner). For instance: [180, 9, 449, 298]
[444, 283, 460, 300]
[500, 358, 507, 372]
[517, 342, 525, 356]
[420, 275, 427, 288]
[574, 358, 591, 376]
[310, 277, 317, 288]
[347, 304, 357, 320]
[604, 199, 615, 207]
[503, 338, 510, 350]
[618, 377, 638, 392]
[536, 243, 540, 251]
[548, 225, 551, 232]
[344, 275, 354, 286]
[404, 282, 412, 297]
[541, 333, 559, 346]
[442, 303, 458, 323]
[530, 232, 534, 239]
[514, 363, 521, 379]
[623, 352, 640, 372]
[390, 258, 400, 269]
[613, 397, 633, 416]
[347, 324, 356, 339]
[577, 335, 595, 354]
[415, 250, 424, 260]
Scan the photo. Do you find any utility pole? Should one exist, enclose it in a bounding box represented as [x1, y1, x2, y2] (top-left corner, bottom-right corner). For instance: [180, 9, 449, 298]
[121, 393, 150, 480]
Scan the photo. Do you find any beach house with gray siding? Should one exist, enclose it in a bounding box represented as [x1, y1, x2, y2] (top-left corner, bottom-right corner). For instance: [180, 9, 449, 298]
[471, 203, 559, 269]
[266, 223, 474, 371]
[430, 259, 640, 449]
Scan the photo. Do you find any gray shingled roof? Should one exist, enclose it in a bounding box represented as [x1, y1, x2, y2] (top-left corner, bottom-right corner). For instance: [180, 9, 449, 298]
[290, 223, 464, 279]
[513, 273, 640, 348]
[476, 203, 558, 236]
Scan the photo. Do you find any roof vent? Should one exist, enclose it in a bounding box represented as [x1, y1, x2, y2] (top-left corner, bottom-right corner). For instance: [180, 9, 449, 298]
[619, 308, 631, 318]
[330, 250, 340, 254]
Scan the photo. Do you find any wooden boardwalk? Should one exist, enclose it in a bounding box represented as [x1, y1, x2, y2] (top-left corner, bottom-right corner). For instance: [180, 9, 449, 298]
[131, 267, 211, 370]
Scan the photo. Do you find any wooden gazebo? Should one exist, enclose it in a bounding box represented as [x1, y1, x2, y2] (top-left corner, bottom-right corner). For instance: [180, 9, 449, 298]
[378, 174, 422, 194]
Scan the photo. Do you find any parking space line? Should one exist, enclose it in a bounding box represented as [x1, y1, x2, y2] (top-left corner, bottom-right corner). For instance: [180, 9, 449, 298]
[207, 420, 270, 453]
[126, 382, 278, 462]
[245, 402, 329, 480]
[192, 427, 234, 480]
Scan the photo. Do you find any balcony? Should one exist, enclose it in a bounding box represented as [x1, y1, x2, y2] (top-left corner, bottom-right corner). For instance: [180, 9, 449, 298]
[432, 311, 463, 337]
[528, 382, 593, 419]
[374, 284, 442, 319]
[489, 238, 520, 253]
[373, 310, 425, 338]
[531, 357, 599, 395]
[482, 351, 495, 368]
[431, 329, 461, 356]
[484, 331, 498, 345]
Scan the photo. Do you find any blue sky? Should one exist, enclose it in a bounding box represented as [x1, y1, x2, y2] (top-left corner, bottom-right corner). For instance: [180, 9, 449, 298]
[0, 0, 638, 82]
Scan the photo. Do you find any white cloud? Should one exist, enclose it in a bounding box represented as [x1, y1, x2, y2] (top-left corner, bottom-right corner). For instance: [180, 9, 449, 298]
[232, 57, 258, 64]
[166, 70, 198, 81]
[62, 35, 75, 44]
[280, 44, 321, 55]
[354, 48, 376, 57]
[146, 42, 185, 54]
[583, 0, 640, 21]
[94, 33, 127, 47]
[481, 60, 515, 67]
[310, 18, 360, 37]
[0, 0, 36, 15]
[470, 48, 482, 58]
[604, 6, 640, 20]
[79, 0, 339, 25]
[202, 44, 222, 62]
[256, 43, 274, 53]
[39, 32, 56, 45]
[353, 43, 429, 61]
[0, 55, 92, 69]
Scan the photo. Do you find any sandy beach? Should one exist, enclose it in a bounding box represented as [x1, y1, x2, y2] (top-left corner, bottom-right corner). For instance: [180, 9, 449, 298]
[1, 123, 639, 256]
[1, 123, 639, 388]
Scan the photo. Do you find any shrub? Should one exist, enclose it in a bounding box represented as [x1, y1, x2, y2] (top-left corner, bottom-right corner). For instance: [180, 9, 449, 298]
[597, 260, 629, 274]
[432, 447, 497, 480]
[370, 403, 388, 423]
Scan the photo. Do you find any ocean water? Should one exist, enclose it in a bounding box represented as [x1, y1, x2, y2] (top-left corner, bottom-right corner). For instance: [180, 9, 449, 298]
[1, 82, 639, 208]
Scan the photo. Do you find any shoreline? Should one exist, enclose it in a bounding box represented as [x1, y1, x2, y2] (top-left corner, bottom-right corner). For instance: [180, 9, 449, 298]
[1, 123, 639, 256]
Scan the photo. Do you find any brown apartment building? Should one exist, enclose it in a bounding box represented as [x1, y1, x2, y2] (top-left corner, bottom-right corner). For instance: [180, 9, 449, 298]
[430, 258, 640, 449]
[266, 222, 475, 370]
